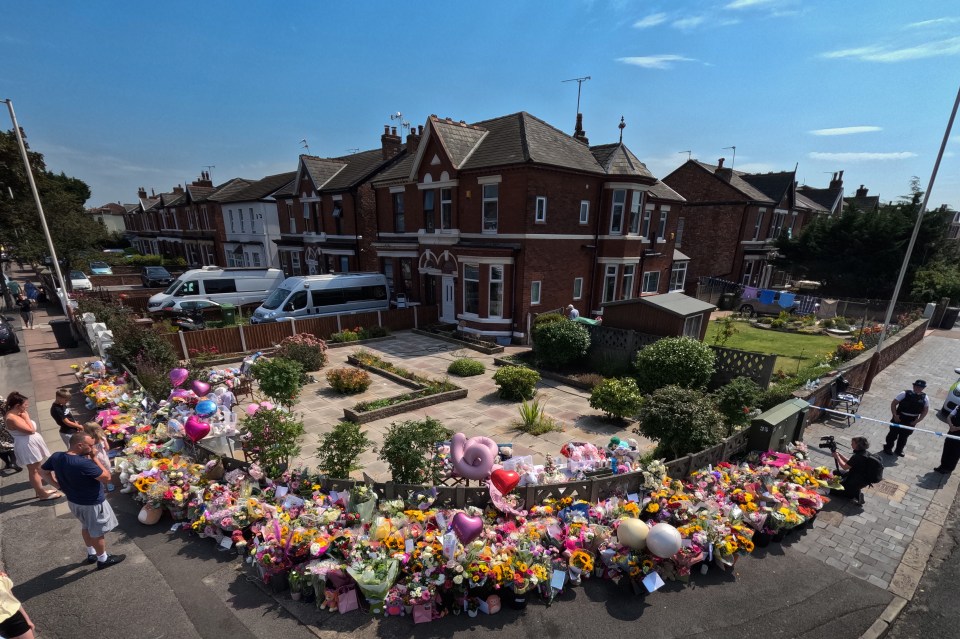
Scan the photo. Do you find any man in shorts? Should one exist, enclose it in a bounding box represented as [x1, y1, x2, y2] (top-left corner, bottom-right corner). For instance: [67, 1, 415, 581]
[39, 432, 125, 569]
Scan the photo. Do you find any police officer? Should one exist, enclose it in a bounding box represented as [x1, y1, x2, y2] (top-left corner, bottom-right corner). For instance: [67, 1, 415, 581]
[883, 379, 929, 457]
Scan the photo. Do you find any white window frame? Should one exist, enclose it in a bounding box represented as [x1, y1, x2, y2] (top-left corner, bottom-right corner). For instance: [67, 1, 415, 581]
[629, 190, 643, 235]
[610, 189, 626, 234]
[657, 210, 668, 240]
[622, 264, 636, 300]
[573, 277, 583, 300]
[683, 314, 703, 338]
[464, 264, 480, 315]
[676, 217, 684, 247]
[530, 280, 542, 305]
[228, 210, 235, 233]
[535, 196, 547, 223]
[440, 187, 453, 230]
[303, 202, 310, 219]
[602, 265, 618, 303]
[482, 184, 499, 233]
[769, 209, 786, 239]
[670, 262, 688, 292]
[641, 204, 653, 238]
[489, 265, 504, 317]
[251, 252, 262, 267]
[753, 208, 766, 240]
[249, 208, 256, 234]
[642, 270, 660, 294]
[579, 201, 590, 225]
[288, 205, 296, 233]
[291, 252, 301, 275]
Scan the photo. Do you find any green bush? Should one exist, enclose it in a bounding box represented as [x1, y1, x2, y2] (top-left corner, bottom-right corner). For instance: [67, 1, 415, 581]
[316, 421, 372, 479]
[770, 318, 786, 328]
[326, 367, 372, 394]
[447, 357, 486, 377]
[633, 337, 715, 394]
[532, 320, 591, 369]
[589, 377, 644, 419]
[711, 376, 764, 434]
[276, 333, 328, 372]
[493, 365, 540, 401]
[759, 383, 797, 411]
[834, 316, 850, 330]
[534, 312, 567, 328]
[329, 329, 361, 343]
[251, 357, 306, 407]
[238, 407, 305, 478]
[378, 417, 453, 484]
[635, 385, 725, 460]
[820, 318, 835, 329]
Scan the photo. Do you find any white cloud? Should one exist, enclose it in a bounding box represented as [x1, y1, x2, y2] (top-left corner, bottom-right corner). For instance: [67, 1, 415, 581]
[809, 126, 883, 136]
[633, 13, 667, 29]
[821, 36, 960, 62]
[672, 15, 706, 30]
[808, 152, 918, 161]
[617, 55, 697, 69]
[906, 17, 960, 29]
[726, 0, 775, 9]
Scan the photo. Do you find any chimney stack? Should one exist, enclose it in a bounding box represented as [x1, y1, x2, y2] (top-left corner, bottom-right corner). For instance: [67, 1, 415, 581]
[717, 158, 725, 169]
[406, 127, 421, 154]
[829, 170, 844, 190]
[151, 188, 156, 197]
[856, 185, 869, 197]
[572, 113, 589, 145]
[138, 186, 147, 199]
[381, 124, 402, 160]
[173, 184, 184, 194]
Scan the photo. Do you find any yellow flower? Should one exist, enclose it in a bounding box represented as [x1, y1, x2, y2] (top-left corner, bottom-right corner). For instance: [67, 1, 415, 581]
[646, 502, 660, 513]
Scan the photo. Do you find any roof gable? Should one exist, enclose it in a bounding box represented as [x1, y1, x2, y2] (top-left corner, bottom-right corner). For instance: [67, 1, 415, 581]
[684, 161, 776, 203]
[740, 171, 796, 205]
[298, 155, 348, 193]
[590, 143, 655, 180]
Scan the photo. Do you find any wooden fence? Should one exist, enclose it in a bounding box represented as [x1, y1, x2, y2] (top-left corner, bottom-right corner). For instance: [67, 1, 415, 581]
[161, 305, 440, 360]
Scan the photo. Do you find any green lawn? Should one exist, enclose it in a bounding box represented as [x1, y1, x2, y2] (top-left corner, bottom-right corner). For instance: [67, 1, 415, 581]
[704, 319, 841, 374]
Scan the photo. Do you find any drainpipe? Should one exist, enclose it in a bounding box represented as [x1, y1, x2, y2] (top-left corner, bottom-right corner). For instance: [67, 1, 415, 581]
[510, 246, 521, 342]
[588, 188, 601, 315]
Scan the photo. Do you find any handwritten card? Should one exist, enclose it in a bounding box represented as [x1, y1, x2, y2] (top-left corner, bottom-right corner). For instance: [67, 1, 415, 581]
[219, 536, 233, 550]
[627, 493, 640, 503]
[550, 569, 566, 590]
[405, 538, 415, 554]
[274, 485, 289, 498]
[642, 571, 665, 593]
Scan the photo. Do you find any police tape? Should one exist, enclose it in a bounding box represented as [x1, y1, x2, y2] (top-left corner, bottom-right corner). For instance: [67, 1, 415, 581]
[815, 405, 960, 442]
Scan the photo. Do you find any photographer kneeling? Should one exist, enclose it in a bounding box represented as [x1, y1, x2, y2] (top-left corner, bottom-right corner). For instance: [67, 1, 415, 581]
[830, 436, 874, 505]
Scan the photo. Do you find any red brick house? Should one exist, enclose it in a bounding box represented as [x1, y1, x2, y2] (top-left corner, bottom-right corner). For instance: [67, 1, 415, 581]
[369, 112, 686, 343]
[662, 159, 828, 290]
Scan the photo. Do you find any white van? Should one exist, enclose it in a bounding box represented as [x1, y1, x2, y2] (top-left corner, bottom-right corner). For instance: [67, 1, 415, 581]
[147, 267, 285, 313]
[250, 273, 390, 324]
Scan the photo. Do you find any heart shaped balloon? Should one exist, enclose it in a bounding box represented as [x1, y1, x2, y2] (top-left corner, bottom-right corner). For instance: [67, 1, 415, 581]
[245, 403, 261, 416]
[169, 389, 190, 400]
[169, 368, 189, 388]
[490, 469, 520, 494]
[195, 400, 218, 417]
[192, 380, 211, 397]
[184, 415, 210, 443]
[450, 512, 484, 544]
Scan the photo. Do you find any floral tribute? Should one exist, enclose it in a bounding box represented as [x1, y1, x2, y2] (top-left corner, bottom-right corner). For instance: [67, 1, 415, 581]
[75, 359, 840, 623]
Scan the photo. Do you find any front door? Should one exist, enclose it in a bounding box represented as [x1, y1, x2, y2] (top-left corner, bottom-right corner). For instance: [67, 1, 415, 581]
[441, 275, 455, 322]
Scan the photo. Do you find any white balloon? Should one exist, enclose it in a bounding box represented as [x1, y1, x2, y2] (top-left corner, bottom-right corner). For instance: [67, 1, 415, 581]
[617, 518, 649, 550]
[646, 523, 682, 558]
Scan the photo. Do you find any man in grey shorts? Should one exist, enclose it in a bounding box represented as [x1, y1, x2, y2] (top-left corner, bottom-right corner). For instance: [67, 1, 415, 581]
[40, 432, 125, 569]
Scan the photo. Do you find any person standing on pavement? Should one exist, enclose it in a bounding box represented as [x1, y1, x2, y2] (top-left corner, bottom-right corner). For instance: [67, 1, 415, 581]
[39, 432, 125, 570]
[935, 407, 960, 474]
[16, 293, 33, 330]
[884, 380, 930, 457]
[0, 568, 36, 639]
[3, 392, 61, 500]
[51, 389, 84, 448]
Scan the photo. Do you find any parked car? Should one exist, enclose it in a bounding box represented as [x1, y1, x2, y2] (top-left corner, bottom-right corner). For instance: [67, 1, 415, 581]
[69, 270, 93, 291]
[0, 315, 20, 353]
[940, 367, 960, 415]
[141, 266, 174, 288]
[89, 261, 113, 275]
[156, 298, 222, 318]
[738, 291, 799, 317]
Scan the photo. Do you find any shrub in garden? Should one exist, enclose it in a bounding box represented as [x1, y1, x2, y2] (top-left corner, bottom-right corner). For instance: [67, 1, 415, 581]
[533, 312, 567, 328]
[316, 421, 372, 479]
[633, 337, 715, 394]
[514, 395, 560, 435]
[532, 320, 590, 368]
[378, 417, 453, 484]
[326, 367, 372, 394]
[276, 333, 327, 372]
[589, 377, 643, 420]
[759, 382, 796, 411]
[238, 407, 305, 478]
[711, 376, 763, 434]
[364, 326, 389, 338]
[251, 357, 306, 407]
[820, 318, 835, 329]
[635, 385, 725, 460]
[329, 329, 361, 343]
[447, 357, 486, 377]
[493, 365, 540, 401]
[770, 318, 786, 328]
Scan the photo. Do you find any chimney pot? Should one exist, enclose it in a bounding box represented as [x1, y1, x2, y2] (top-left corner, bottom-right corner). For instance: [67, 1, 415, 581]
[391, 126, 397, 136]
[418, 125, 423, 135]
[384, 125, 390, 135]
[717, 158, 725, 169]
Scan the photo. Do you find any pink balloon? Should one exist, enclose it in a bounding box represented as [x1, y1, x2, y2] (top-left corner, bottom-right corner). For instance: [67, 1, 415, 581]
[450, 433, 498, 480]
[450, 512, 484, 544]
[184, 415, 210, 443]
[192, 380, 211, 397]
[169, 368, 189, 388]
[169, 389, 191, 400]
[245, 403, 260, 416]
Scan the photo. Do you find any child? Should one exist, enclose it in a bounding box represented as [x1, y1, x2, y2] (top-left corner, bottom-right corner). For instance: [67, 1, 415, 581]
[84, 422, 114, 491]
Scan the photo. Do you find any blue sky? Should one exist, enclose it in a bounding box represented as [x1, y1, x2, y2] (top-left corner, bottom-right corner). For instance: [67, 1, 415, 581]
[3, 1, 959, 210]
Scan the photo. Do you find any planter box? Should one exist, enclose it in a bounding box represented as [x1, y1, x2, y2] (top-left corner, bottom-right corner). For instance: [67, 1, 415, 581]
[492, 356, 594, 391]
[327, 335, 395, 349]
[346, 355, 424, 390]
[412, 328, 504, 354]
[343, 388, 468, 424]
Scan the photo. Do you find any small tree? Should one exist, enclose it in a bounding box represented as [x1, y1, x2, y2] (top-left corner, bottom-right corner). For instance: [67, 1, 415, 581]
[711, 316, 739, 347]
[378, 418, 453, 485]
[635, 385, 725, 460]
[711, 376, 763, 435]
[589, 377, 644, 420]
[238, 407, 305, 478]
[276, 333, 328, 372]
[251, 357, 306, 407]
[316, 421, 372, 479]
[634, 337, 715, 394]
[532, 321, 591, 369]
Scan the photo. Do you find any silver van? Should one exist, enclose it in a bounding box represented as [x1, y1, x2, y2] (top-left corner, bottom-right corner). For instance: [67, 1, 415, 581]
[148, 267, 284, 312]
[251, 273, 389, 323]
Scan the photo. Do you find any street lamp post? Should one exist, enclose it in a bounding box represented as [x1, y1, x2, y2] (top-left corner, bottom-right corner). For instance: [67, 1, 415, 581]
[3, 98, 70, 312]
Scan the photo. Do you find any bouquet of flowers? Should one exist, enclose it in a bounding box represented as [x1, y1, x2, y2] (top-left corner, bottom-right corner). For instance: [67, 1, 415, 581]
[346, 557, 399, 614]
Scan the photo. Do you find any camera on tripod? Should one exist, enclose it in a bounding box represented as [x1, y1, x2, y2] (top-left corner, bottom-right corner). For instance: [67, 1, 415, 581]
[818, 435, 837, 453]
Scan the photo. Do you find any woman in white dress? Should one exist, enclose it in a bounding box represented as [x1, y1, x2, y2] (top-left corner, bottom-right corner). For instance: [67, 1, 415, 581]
[4, 392, 62, 500]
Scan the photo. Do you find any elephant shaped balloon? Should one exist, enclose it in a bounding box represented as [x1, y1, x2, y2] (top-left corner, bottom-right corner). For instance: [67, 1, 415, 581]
[450, 432, 498, 480]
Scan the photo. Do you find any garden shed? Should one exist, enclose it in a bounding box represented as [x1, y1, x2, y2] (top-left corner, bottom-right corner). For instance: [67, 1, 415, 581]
[600, 293, 716, 341]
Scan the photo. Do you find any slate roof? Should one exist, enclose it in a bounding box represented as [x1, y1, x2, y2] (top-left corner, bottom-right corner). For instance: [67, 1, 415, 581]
[740, 171, 795, 204]
[123, 203, 139, 214]
[797, 185, 842, 212]
[373, 153, 415, 183]
[844, 194, 880, 212]
[301, 155, 347, 190]
[647, 180, 686, 202]
[218, 171, 297, 203]
[691, 161, 773, 202]
[589, 143, 656, 180]
[430, 118, 488, 168]
[159, 191, 185, 207]
[794, 191, 828, 213]
[140, 197, 161, 212]
[208, 178, 254, 203]
[186, 185, 216, 203]
[326, 149, 390, 190]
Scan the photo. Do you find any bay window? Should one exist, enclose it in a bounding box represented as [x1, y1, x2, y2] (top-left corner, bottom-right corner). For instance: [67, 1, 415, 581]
[464, 264, 480, 314]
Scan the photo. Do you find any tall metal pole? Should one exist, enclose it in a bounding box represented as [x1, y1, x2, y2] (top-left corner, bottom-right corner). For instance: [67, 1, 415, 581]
[3, 98, 70, 311]
[864, 83, 960, 391]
